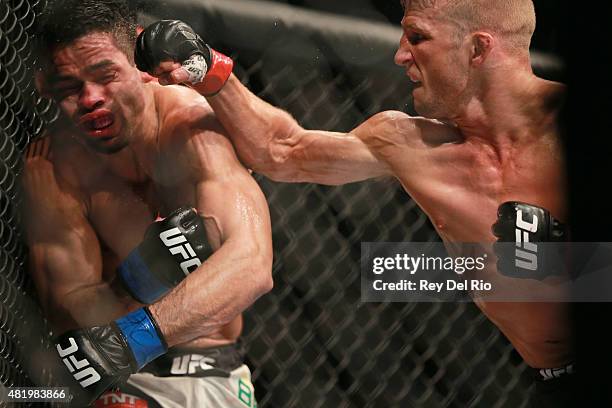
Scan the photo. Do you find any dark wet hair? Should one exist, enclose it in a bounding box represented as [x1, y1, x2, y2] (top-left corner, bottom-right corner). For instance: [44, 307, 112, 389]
[36, 0, 138, 65]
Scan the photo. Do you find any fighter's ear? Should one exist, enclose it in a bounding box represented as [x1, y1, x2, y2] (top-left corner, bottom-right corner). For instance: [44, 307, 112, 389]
[140, 70, 157, 83]
[470, 32, 494, 66]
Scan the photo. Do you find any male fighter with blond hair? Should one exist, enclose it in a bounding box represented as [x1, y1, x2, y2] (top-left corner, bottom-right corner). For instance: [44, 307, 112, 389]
[138, 0, 572, 405]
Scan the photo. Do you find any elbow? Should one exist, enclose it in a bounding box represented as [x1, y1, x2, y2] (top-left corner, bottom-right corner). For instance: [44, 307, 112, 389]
[246, 245, 274, 298]
[260, 146, 300, 183]
[257, 273, 274, 299]
[255, 251, 274, 297]
[241, 141, 287, 181]
[253, 141, 286, 177]
[254, 119, 304, 183]
[260, 269, 274, 295]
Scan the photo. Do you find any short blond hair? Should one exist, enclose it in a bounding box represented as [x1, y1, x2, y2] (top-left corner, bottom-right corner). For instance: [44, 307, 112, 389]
[403, 0, 536, 52]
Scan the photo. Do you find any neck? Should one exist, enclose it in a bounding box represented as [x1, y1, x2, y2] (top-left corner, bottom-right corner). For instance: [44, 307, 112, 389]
[104, 85, 159, 182]
[451, 63, 562, 149]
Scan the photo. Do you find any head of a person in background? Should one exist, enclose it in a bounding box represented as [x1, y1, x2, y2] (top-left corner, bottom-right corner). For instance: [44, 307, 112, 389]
[36, 0, 150, 154]
[395, 0, 536, 121]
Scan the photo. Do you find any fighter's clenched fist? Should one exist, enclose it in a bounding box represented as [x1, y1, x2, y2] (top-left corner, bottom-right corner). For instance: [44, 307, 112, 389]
[134, 20, 233, 95]
[492, 202, 569, 280]
[117, 207, 213, 304]
[55, 308, 167, 406]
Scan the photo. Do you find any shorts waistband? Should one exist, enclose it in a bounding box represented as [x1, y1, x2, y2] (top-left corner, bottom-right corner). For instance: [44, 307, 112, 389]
[141, 342, 244, 378]
[533, 362, 575, 382]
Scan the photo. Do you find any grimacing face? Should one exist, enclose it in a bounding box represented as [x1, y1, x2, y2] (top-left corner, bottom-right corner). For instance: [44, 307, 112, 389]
[394, 6, 473, 120]
[47, 32, 146, 154]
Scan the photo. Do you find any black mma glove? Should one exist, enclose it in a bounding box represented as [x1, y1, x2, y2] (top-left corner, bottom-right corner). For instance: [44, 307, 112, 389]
[135, 20, 233, 95]
[55, 308, 166, 406]
[492, 201, 569, 280]
[117, 207, 212, 304]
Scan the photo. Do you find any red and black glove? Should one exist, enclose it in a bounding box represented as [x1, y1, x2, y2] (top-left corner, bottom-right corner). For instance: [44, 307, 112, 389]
[134, 20, 233, 95]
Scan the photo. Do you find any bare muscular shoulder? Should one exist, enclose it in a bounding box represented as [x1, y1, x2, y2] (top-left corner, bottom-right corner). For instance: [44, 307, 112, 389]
[23, 130, 103, 218]
[152, 84, 239, 182]
[353, 110, 463, 187]
[354, 111, 461, 161]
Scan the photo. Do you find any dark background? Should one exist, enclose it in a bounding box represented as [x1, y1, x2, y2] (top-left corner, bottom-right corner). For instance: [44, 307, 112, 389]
[263, 0, 565, 55]
[559, 0, 612, 405]
[135, 0, 565, 56]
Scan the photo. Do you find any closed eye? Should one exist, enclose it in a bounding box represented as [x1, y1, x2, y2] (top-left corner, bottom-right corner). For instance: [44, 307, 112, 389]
[52, 82, 82, 99]
[95, 70, 118, 84]
[408, 32, 426, 45]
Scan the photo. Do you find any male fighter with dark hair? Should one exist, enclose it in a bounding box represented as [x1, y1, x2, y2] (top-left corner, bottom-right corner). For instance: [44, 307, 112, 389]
[138, 0, 572, 406]
[23, 0, 272, 406]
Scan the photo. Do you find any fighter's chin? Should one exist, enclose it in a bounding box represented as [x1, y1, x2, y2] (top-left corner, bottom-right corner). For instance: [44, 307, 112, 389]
[412, 88, 430, 116]
[85, 136, 129, 154]
[79, 121, 130, 154]
[412, 94, 446, 120]
[412, 99, 436, 119]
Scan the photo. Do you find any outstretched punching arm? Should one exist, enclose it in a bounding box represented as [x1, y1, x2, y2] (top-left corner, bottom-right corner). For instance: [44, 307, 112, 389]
[135, 19, 391, 185]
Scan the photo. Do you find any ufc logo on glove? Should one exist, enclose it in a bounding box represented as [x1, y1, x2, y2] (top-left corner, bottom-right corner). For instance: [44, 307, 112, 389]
[117, 207, 212, 304]
[159, 227, 202, 275]
[514, 209, 538, 271]
[56, 338, 102, 388]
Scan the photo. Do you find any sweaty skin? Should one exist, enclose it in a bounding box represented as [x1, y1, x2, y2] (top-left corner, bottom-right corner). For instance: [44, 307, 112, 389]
[157, 7, 571, 367]
[22, 32, 273, 349]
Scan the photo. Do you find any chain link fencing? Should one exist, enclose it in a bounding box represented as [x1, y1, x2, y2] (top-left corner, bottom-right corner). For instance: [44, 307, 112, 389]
[0, 0, 567, 406]
[1, 0, 61, 406]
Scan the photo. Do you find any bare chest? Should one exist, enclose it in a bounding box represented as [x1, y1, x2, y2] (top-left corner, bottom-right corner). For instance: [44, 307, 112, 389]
[85, 171, 197, 274]
[392, 143, 565, 242]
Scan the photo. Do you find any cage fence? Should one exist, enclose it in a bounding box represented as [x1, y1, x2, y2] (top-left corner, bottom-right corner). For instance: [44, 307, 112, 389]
[0, 0, 567, 406]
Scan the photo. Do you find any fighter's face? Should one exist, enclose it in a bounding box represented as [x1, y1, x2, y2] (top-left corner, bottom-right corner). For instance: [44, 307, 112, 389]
[47, 32, 146, 154]
[394, 7, 471, 120]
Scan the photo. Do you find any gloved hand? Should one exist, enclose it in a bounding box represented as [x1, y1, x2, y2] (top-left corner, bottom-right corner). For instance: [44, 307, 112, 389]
[55, 308, 166, 406]
[492, 201, 569, 280]
[134, 20, 233, 95]
[117, 207, 212, 304]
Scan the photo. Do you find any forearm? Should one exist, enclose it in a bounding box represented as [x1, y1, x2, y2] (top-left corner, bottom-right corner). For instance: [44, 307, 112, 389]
[208, 76, 390, 184]
[206, 74, 302, 176]
[148, 239, 272, 346]
[28, 237, 140, 332]
[54, 282, 140, 331]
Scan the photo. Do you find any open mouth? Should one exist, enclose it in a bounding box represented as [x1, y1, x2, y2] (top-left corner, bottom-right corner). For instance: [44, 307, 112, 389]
[79, 111, 116, 138]
[85, 116, 114, 132]
[406, 70, 422, 85]
[407, 75, 421, 85]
